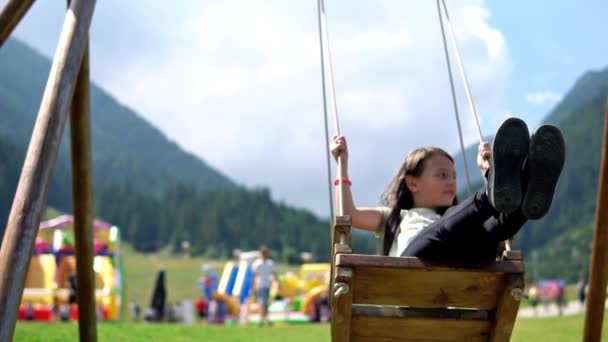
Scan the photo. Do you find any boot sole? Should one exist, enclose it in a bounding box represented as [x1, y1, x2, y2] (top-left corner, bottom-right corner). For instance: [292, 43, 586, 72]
[490, 118, 530, 214]
[522, 125, 565, 219]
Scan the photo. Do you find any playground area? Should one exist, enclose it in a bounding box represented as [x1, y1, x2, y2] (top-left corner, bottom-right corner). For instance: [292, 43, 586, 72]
[3, 1, 608, 341]
[119, 248, 330, 326]
[196, 251, 330, 325]
[15, 244, 608, 341]
[14, 313, 608, 341]
[18, 215, 124, 322]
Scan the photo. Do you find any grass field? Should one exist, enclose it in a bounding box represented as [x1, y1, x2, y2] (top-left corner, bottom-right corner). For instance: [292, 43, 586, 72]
[120, 244, 299, 307]
[14, 314, 608, 341]
[118, 245, 582, 310]
[16, 246, 605, 341]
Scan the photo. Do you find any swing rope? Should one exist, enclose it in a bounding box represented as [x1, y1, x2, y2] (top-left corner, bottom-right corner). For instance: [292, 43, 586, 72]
[318, 0, 336, 223]
[436, 0, 473, 195]
[317, 0, 345, 328]
[439, 0, 484, 143]
[319, 0, 486, 211]
[318, 0, 341, 136]
[317, 0, 345, 216]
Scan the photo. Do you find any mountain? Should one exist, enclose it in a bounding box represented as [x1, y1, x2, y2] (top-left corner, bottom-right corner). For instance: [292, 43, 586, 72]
[0, 134, 24, 229]
[452, 67, 608, 281]
[518, 69, 608, 281]
[0, 38, 234, 195]
[0, 38, 377, 261]
[452, 135, 493, 196]
[4, 36, 606, 272]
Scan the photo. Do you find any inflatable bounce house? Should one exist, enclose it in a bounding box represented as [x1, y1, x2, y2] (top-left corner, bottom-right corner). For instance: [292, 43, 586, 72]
[19, 215, 125, 321]
[212, 251, 330, 325]
[280, 263, 330, 322]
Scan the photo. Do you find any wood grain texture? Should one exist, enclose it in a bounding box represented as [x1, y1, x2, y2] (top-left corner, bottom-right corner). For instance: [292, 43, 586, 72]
[489, 274, 524, 342]
[0, 1, 97, 340]
[337, 254, 524, 274]
[0, 0, 35, 46]
[584, 98, 608, 342]
[351, 266, 504, 309]
[350, 316, 491, 342]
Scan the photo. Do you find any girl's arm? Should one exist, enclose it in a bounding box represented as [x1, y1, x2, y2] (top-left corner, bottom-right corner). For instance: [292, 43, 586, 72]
[331, 136, 384, 233]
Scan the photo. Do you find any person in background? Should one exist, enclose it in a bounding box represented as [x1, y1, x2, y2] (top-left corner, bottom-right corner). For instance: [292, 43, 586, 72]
[130, 298, 141, 321]
[527, 282, 540, 316]
[199, 264, 220, 323]
[577, 278, 587, 311]
[252, 245, 277, 327]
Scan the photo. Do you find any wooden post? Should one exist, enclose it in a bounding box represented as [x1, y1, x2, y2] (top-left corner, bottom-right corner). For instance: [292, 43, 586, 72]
[70, 44, 97, 341]
[583, 97, 608, 342]
[331, 216, 352, 342]
[489, 274, 524, 342]
[0, 1, 96, 340]
[0, 0, 35, 47]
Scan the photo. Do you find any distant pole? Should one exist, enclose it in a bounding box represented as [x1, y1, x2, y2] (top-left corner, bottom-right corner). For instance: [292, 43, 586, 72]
[70, 42, 98, 341]
[583, 97, 608, 342]
[0, 0, 35, 46]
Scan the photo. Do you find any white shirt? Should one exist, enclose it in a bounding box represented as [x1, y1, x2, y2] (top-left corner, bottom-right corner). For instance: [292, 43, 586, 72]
[252, 258, 276, 288]
[380, 207, 441, 257]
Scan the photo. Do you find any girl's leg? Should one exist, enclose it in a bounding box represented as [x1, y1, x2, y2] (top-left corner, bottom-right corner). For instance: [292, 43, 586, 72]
[401, 197, 528, 262]
[481, 209, 528, 242]
[401, 188, 501, 262]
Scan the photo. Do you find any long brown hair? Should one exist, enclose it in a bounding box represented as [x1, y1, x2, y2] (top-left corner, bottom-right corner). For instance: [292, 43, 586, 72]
[380, 147, 457, 255]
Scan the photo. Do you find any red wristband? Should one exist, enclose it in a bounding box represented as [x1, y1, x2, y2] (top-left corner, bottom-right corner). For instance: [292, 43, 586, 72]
[334, 177, 352, 186]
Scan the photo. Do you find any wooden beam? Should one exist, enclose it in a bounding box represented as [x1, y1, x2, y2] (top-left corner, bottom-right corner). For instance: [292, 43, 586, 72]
[337, 254, 524, 274]
[332, 266, 354, 342]
[70, 43, 97, 341]
[331, 215, 352, 342]
[489, 274, 524, 342]
[583, 97, 608, 342]
[330, 215, 351, 304]
[0, 0, 35, 47]
[0, 0, 96, 340]
[350, 316, 491, 342]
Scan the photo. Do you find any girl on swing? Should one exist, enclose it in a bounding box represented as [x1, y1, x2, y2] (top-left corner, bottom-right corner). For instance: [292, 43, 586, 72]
[330, 117, 565, 263]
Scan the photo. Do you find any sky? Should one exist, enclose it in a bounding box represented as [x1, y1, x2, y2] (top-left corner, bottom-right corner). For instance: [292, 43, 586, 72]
[6, 0, 608, 218]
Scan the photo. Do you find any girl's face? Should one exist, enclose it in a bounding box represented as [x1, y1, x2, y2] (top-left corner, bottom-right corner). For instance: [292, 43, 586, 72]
[406, 154, 457, 209]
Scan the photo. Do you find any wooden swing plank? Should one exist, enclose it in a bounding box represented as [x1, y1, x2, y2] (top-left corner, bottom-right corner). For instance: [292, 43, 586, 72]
[336, 254, 524, 273]
[329, 216, 524, 342]
[350, 316, 491, 342]
[350, 266, 505, 309]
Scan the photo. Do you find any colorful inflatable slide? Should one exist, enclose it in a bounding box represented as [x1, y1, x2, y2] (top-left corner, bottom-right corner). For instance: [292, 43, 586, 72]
[213, 260, 255, 317]
[19, 215, 125, 321]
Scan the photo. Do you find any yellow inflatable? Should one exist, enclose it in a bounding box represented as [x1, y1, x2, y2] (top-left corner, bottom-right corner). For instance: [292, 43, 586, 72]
[300, 284, 328, 314]
[211, 292, 240, 316]
[20, 215, 124, 321]
[22, 254, 56, 306]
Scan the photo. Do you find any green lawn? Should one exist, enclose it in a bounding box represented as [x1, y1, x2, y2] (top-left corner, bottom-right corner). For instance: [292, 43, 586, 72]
[14, 314, 608, 341]
[15, 323, 328, 342]
[17, 245, 604, 341]
[121, 244, 299, 308]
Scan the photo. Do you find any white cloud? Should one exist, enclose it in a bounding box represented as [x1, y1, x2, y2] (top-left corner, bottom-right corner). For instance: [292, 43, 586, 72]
[12, 0, 512, 217]
[525, 91, 562, 105]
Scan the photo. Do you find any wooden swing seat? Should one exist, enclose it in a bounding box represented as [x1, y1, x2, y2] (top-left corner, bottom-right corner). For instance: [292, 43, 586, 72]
[330, 216, 525, 342]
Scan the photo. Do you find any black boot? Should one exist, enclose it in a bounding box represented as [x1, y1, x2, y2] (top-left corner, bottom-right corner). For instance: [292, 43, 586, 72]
[488, 118, 530, 214]
[521, 125, 565, 219]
